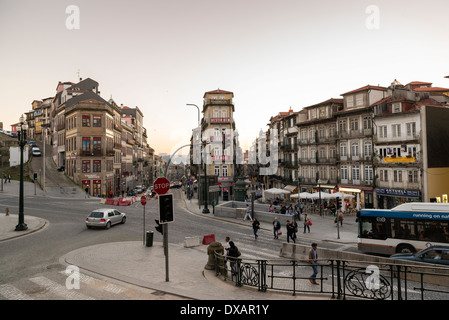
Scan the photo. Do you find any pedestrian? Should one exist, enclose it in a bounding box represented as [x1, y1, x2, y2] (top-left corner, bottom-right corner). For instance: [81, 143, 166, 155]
[252, 218, 260, 239]
[224, 236, 231, 254]
[337, 209, 344, 227]
[308, 243, 319, 285]
[286, 220, 296, 243]
[291, 218, 298, 240]
[273, 217, 281, 239]
[227, 241, 241, 275]
[243, 204, 252, 221]
[8, 174, 11, 183]
[85, 187, 89, 198]
[303, 214, 311, 233]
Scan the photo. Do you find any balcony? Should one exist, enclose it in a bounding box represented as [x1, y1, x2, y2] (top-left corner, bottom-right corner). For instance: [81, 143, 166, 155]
[210, 117, 231, 124]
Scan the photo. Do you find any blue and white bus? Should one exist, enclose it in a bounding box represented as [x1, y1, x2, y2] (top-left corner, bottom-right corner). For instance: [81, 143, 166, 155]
[358, 203, 449, 255]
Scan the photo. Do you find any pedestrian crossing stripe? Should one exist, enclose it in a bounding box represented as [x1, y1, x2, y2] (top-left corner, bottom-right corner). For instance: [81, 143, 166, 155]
[0, 284, 33, 300]
[29, 276, 95, 300]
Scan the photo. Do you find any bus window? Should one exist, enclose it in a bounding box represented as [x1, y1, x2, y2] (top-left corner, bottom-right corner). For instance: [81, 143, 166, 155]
[391, 219, 417, 240]
[360, 217, 388, 240]
[417, 221, 449, 243]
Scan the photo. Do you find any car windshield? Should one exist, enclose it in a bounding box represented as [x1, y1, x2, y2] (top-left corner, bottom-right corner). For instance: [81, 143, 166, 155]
[88, 211, 104, 218]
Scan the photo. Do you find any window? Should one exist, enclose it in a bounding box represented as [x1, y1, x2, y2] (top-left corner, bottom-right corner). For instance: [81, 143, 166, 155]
[93, 160, 101, 172]
[378, 125, 387, 138]
[329, 125, 336, 138]
[392, 124, 401, 137]
[364, 141, 372, 157]
[93, 137, 101, 154]
[82, 115, 90, 127]
[363, 116, 372, 130]
[346, 96, 354, 108]
[393, 170, 402, 182]
[340, 166, 348, 180]
[222, 165, 228, 177]
[82, 137, 91, 152]
[338, 120, 347, 133]
[380, 169, 388, 182]
[356, 94, 363, 106]
[330, 147, 336, 159]
[82, 160, 90, 173]
[392, 102, 402, 113]
[408, 170, 418, 183]
[93, 116, 102, 127]
[352, 166, 360, 181]
[214, 165, 220, 176]
[340, 142, 347, 157]
[351, 142, 359, 157]
[365, 165, 373, 181]
[350, 118, 359, 131]
[406, 122, 416, 137]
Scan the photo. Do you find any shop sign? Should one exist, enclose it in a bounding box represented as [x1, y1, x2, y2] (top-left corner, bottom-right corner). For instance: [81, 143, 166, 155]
[376, 188, 420, 198]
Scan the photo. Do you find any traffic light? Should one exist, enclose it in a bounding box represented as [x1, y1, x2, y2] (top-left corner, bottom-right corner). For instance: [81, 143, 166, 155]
[155, 219, 163, 235]
[336, 197, 342, 210]
[159, 194, 174, 224]
[33, 173, 37, 181]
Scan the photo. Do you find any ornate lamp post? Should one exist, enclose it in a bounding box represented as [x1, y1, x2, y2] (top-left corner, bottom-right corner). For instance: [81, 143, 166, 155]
[15, 114, 28, 231]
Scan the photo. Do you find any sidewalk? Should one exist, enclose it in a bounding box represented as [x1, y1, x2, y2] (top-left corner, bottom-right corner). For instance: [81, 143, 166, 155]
[0, 186, 357, 300]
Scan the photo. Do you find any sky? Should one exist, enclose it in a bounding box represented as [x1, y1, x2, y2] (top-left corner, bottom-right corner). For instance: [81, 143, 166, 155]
[1, 0, 448, 158]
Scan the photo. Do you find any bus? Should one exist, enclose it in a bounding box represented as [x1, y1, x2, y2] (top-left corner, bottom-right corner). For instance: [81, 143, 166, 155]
[358, 203, 449, 255]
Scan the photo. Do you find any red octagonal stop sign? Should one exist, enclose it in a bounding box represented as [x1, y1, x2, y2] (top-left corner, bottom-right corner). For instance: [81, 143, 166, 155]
[140, 195, 147, 206]
[153, 177, 170, 195]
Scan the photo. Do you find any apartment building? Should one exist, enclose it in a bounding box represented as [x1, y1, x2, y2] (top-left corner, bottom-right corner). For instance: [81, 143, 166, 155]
[25, 77, 153, 197]
[296, 98, 343, 194]
[200, 89, 237, 200]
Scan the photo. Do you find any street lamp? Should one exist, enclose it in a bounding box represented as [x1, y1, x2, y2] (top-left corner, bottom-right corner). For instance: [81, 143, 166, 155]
[187, 103, 201, 210]
[202, 138, 210, 214]
[15, 114, 28, 231]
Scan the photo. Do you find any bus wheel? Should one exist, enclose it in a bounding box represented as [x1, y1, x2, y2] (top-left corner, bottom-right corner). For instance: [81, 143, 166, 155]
[396, 244, 415, 254]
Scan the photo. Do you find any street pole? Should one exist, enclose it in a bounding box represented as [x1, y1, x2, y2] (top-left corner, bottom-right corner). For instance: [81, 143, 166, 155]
[164, 223, 169, 282]
[15, 115, 28, 231]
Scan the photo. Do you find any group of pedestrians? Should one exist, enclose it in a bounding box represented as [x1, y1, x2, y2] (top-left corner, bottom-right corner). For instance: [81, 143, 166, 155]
[223, 236, 321, 286]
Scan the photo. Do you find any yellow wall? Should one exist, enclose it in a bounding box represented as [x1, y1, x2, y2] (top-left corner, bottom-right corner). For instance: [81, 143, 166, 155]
[427, 167, 449, 200]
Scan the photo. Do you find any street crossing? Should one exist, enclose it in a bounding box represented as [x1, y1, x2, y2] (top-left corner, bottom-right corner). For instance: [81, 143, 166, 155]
[0, 270, 188, 300]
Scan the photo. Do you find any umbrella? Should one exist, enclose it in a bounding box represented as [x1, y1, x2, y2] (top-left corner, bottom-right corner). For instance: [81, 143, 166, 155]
[291, 192, 313, 199]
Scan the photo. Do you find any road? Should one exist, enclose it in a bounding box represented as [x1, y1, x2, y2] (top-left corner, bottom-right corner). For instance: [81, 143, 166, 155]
[0, 186, 298, 300]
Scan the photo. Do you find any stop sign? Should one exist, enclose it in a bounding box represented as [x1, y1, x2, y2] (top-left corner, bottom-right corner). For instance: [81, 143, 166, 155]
[140, 195, 147, 206]
[153, 177, 170, 195]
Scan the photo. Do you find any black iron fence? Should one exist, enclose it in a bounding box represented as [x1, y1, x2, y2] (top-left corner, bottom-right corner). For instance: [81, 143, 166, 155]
[214, 253, 449, 300]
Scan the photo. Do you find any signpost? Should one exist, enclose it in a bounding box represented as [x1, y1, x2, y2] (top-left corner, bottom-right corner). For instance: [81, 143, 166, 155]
[141, 195, 147, 245]
[153, 177, 171, 282]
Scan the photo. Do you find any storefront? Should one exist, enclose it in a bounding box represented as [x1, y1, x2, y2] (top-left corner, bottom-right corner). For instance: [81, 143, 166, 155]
[376, 188, 420, 209]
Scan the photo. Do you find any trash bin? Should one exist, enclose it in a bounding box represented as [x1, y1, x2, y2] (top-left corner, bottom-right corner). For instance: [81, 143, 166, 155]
[146, 231, 154, 247]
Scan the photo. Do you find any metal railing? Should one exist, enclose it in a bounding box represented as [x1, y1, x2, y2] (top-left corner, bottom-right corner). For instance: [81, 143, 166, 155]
[213, 253, 449, 300]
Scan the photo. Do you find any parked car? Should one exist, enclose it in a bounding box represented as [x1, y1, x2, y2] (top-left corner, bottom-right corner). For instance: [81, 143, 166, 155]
[135, 185, 143, 194]
[85, 208, 126, 229]
[32, 147, 41, 157]
[390, 245, 449, 266]
[57, 166, 65, 172]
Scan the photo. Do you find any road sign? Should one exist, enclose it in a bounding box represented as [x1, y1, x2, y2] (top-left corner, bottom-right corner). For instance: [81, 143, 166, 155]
[153, 177, 170, 195]
[140, 195, 147, 206]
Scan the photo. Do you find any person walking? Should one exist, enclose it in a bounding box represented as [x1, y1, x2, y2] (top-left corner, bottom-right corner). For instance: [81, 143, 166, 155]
[303, 214, 311, 233]
[308, 243, 319, 285]
[273, 217, 281, 239]
[243, 204, 252, 221]
[291, 218, 298, 241]
[286, 220, 296, 243]
[337, 209, 344, 227]
[252, 218, 260, 239]
[227, 241, 241, 275]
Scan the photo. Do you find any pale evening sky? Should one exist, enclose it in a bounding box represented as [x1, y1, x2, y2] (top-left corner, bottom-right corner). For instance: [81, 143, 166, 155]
[0, 0, 448, 157]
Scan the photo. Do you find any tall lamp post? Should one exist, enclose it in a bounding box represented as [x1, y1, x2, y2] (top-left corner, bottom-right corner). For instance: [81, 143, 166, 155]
[15, 114, 28, 231]
[187, 103, 201, 210]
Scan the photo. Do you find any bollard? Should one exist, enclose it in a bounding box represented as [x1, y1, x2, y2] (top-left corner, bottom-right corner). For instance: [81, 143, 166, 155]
[146, 230, 154, 247]
[5, 207, 9, 216]
[205, 241, 224, 271]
